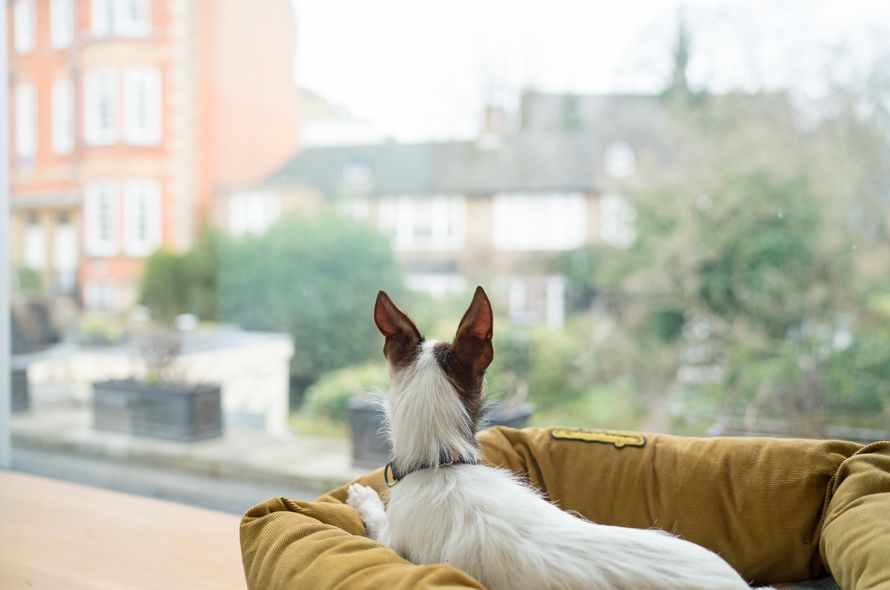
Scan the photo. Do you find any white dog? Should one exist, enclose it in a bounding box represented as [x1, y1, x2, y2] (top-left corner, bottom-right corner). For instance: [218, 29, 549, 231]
[347, 287, 767, 590]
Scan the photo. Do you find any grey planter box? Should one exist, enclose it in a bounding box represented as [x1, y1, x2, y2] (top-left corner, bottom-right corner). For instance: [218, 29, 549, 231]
[93, 379, 223, 442]
[11, 367, 30, 413]
[348, 397, 534, 469]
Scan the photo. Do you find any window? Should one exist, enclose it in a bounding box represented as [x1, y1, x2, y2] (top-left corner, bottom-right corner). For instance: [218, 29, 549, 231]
[405, 272, 466, 299]
[53, 214, 78, 294]
[492, 193, 586, 250]
[90, 0, 114, 35]
[24, 215, 46, 271]
[15, 84, 37, 159]
[50, 0, 75, 48]
[378, 195, 466, 250]
[229, 192, 282, 236]
[84, 69, 119, 145]
[604, 141, 636, 177]
[13, 0, 36, 54]
[124, 180, 162, 256]
[124, 67, 162, 145]
[599, 193, 637, 248]
[91, 0, 150, 37]
[84, 182, 119, 256]
[52, 79, 75, 154]
[83, 281, 118, 311]
[117, 0, 151, 36]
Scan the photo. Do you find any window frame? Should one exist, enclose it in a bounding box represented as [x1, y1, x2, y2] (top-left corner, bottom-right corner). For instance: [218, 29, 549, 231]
[84, 181, 120, 257]
[50, 0, 75, 49]
[83, 68, 120, 146]
[51, 78, 75, 154]
[13, 0, 36, 54]
[123, 179, 162, 257]
[123, 66, 162, 146]
[14, 83, 37, 159]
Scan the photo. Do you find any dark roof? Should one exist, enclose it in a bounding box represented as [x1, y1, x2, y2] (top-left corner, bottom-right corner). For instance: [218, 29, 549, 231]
[266, 134, 602, 195]
[267, 92, 673, 196]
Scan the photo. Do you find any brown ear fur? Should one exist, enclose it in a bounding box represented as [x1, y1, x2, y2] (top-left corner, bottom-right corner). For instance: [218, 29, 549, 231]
[374, 291, 422, 367]
[452, 286, 494, 375]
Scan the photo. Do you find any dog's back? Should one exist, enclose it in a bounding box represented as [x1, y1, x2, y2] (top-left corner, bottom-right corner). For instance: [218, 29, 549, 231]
[384, 464, 757, 590]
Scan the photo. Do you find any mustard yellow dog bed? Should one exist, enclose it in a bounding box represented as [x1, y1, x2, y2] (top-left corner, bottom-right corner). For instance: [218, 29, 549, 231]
[240, 427, 890, 589]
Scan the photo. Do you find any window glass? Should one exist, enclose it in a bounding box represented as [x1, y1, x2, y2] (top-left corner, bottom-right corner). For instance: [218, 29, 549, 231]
[14, 83, 37, 159]
[84, 69, 119, 145]
[84, 181, 119, 256]
[50, 0, 74, 48]
[52, 78, 75, 154]
[13, 0, 36, 54]
[123, 67, 162, 145]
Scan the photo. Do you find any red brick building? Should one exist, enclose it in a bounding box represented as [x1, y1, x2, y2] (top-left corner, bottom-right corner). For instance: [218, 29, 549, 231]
[7, 0, 299, 310]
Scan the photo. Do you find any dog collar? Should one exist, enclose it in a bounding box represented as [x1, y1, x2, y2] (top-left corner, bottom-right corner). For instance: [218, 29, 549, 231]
[384, 455, 477, 487]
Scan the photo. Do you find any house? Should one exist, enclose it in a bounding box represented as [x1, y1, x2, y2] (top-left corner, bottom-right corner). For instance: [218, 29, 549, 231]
[7, 0, 299, 311]
[217, 92, 669, 326]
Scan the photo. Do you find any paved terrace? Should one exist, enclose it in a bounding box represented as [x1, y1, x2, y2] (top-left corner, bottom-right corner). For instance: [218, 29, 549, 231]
[11, 401, 366, 512]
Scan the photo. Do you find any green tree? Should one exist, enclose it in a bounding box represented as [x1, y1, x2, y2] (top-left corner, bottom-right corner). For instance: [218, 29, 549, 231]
[217, 214, 404, 390]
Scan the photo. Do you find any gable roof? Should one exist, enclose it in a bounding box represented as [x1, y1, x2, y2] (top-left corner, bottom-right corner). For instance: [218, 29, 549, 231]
[266, 134, 603, 195]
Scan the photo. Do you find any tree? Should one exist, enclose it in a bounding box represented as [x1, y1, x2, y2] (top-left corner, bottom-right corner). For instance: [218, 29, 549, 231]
[217, 214, 404, 390]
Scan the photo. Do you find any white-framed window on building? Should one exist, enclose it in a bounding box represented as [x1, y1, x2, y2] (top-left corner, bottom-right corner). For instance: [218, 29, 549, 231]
[24, 214, 46, 271]
[53, 214, 78, 294]
[604, 141, 636, 178]
[600, 193, 637, 248]
[15, 83, 37, 160]
[117, 0, 151, 36]
[378, 195, 466, 251]
[52, 79, 75, 154]
[84, 281, 119, 311]
[50, 0, 75, 48]
[405, 272, 466, 300]
[124, 67, 162, 145]
[229, 192, 282, 236]
[492, 193, 586, 251]
[544, 275, 566, 328]
[90, 0, 114, 35]
[124, 179, 162, 256]
[91, 0, 150, 37]
[84, 181, 120, 256]
[14, 0, 36, 54]
[84, 68, 119, 145]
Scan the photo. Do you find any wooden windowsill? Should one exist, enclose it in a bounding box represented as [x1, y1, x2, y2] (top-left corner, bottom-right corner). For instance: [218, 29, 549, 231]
[0, 470, 245, 589]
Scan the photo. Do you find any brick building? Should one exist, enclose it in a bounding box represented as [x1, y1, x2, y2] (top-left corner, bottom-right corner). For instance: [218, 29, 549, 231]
[7, 0, 299, 310]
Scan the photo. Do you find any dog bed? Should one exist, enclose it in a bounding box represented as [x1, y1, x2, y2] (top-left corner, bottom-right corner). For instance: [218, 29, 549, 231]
[240, 427, 890, 589]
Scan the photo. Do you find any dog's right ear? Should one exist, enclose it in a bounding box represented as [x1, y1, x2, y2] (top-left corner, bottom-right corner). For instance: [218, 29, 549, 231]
[374, 291, 422, 365]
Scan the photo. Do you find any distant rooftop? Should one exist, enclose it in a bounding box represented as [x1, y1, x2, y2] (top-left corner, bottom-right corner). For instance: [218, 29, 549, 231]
[268, 92, 674, 196]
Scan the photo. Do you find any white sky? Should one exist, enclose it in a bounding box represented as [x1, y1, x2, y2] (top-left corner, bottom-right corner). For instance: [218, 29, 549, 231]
[293, 0, 890, 141]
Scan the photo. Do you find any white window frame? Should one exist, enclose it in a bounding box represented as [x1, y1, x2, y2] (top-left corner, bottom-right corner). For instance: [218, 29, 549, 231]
[84, 181, 120, 257]
[604, 141, 636, 178]
[14, 0, 36, 54]
[15, 83, 37, 159]
[378, 195, 466, 251]
[52, 79, 75, 154]
[50, 0, 75, 49]
[492, 193, 586, 251]
[92, 0, 151, 37]
[123, 179, 162, 257]
[84, 68, 119, 146]
[124, 67, 162, 145]
[24, 215, 46, 271]
[116, 0, 151, 36]
[53, 214, 78, 294]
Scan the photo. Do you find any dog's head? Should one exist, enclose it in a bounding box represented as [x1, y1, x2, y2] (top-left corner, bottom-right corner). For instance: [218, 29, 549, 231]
[374, 286, 494, 437]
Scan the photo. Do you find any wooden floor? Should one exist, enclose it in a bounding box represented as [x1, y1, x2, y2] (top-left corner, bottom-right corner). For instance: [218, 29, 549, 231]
[0, 470, 246, 589]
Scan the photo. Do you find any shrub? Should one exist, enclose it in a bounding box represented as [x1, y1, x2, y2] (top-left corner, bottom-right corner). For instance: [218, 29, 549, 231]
[302, 362, 389, 423]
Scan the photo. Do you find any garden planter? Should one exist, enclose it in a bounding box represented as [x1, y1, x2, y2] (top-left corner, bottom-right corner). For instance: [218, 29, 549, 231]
[93, 379, 223, 442]
[348, 397, 534, 469]
[11, 366, 30, 413]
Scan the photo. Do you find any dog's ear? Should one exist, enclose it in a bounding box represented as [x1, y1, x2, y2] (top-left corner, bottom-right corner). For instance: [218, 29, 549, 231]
[374, 291, 422, 366]
[453, 286, 494, 374]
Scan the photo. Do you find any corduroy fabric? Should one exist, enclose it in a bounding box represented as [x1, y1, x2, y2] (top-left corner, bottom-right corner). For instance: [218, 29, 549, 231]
[239, 427, 889, 589]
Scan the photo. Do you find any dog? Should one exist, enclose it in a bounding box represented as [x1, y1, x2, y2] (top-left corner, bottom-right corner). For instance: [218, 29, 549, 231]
[347, 286, 767, 590]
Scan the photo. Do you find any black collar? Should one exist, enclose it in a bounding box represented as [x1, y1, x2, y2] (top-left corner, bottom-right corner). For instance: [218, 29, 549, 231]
[384, 455, 478, 487]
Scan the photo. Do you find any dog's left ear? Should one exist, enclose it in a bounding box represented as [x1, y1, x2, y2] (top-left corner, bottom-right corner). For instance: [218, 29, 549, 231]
[453, 286, 494, 374]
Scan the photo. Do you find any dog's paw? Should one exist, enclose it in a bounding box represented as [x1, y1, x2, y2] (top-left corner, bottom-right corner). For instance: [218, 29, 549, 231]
[346, 483, 382, 512]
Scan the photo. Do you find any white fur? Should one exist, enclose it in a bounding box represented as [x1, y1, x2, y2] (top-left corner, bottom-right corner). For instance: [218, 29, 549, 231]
[348, 340, 767, 590]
